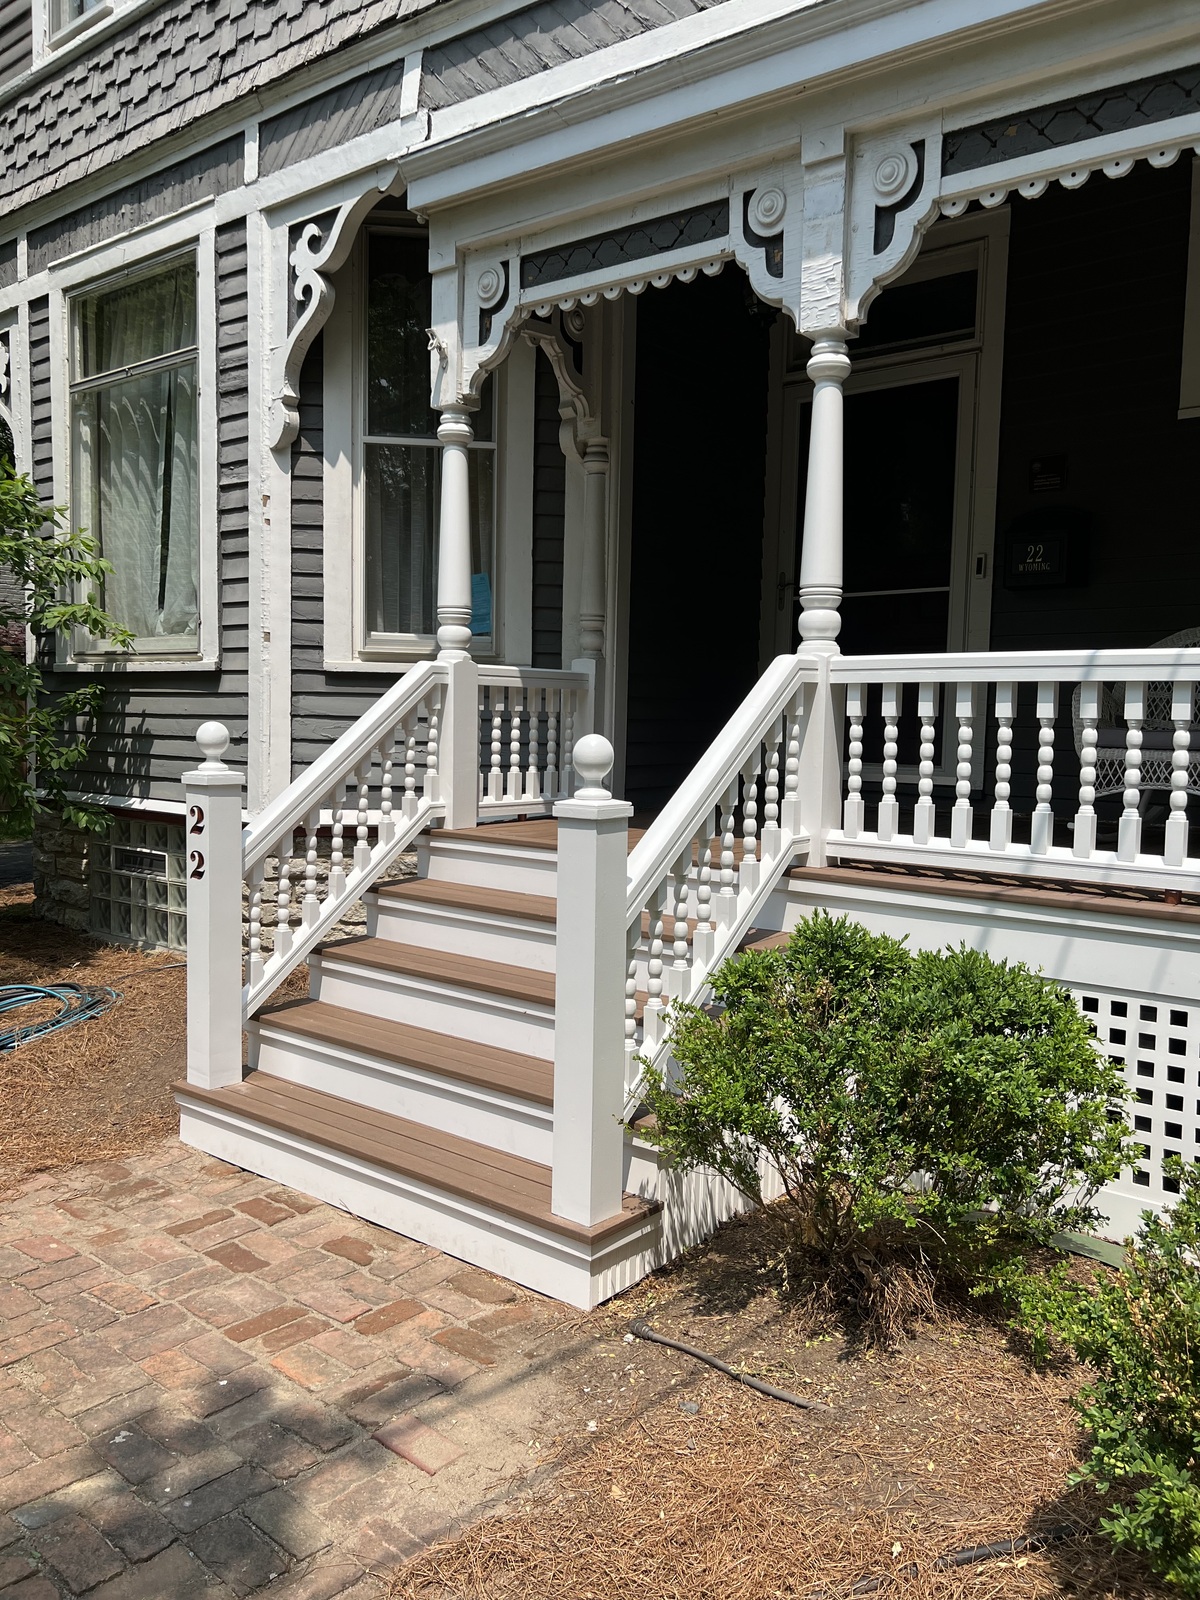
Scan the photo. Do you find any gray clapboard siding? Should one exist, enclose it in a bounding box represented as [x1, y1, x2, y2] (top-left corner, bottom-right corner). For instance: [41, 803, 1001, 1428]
[289, 335, 397, 775]
[27, 138, 244, 273]
[531, 347, 564, 670]
[1, 0, 412, 219]
[419, 0, 734, 110]
[259, 60, 408, 176]
[0, 0, 31, 89]
[28, 297, 52, 497]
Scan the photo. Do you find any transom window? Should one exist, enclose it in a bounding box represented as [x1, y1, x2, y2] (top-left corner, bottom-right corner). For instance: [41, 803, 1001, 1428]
[70, 257, 200, 652]
[363, 230, 495, 646]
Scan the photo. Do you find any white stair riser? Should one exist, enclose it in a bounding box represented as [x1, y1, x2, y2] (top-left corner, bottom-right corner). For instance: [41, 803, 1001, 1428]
[310, 956, 555, 1059]
[249, 1025, 553, 1164]
[366, 898, 556, 972]
[419, 836, 558, 895]
[179, 1100, 662, 1310]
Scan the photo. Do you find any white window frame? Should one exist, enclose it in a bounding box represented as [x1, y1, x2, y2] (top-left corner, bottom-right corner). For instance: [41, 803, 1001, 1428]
[761, 207, 1010, 665]
[48, 218, 219, 671]
[323, 227, 520, 670]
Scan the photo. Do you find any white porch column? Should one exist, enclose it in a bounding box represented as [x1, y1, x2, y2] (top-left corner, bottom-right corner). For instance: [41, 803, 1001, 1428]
[579, 440, 609, 662]
[796, 334, 851, 652]
[436, 406, 475, 660]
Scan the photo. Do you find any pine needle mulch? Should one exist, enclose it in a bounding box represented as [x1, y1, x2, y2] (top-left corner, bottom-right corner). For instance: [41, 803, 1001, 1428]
[388, 1214, 1169, 1600]
[0, 881, 186, 1189]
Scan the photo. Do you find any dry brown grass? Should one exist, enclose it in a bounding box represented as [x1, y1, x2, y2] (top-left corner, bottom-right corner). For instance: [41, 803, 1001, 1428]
[0, 881, 186, 1186]
[386, 1211, 1169, 1600]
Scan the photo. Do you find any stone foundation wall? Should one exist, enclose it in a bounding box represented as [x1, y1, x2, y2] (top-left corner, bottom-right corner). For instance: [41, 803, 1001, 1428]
[32, 813, 93, 933]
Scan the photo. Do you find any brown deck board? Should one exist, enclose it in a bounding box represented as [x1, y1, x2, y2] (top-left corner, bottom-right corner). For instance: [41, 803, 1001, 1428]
[316, 938, 556, 1007]
[436, 819, 647, 852]
[176, 1074, 656, 1244]
[374, 878, 557, 924]
[255, 999, 553, 1106]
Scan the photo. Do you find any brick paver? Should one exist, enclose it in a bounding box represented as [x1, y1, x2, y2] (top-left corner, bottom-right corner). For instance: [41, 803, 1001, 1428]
[0, 1138, 570, 1596]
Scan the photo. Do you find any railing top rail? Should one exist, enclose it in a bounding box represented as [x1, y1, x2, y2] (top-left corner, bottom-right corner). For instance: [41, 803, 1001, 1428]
[244, 657, 445, 872]
[477, 665, 591, 686]
[832, 648, 1200, 685]
[625, 652, 819, 919]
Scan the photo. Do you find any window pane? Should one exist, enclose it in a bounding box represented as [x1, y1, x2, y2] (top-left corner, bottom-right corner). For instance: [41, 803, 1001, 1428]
[364, 443, 495, 638]
[74, 361, 199, 640]
[854, 270, 977, 354]
[367, 233, 435, 439]
[78, 262, 196, 378]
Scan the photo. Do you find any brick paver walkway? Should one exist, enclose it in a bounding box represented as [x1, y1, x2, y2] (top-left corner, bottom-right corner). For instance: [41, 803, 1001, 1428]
[0, 1138, 578, 1597]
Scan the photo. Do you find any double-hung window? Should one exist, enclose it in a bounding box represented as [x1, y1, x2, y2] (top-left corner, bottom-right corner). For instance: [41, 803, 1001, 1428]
[362, 229, 495, 649]
[70, 257, 200, 653]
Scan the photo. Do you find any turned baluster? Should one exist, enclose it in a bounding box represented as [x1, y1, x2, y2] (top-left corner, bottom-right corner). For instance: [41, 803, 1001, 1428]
[379, 733, 396, 845]
[424, 695, 441, 802]
[643, 883, 668, 1046]
[526, 689, 543, 802]
[403, 725, 419, 820]
[625, 924, 640, 1078]
[1164, 683, 1194, 868]
[507, 689, 524, 802]
[878, 684, 901, 842]
[781, 690, 803, 836]
[329, 782, 347, 897]
[740, 759, 761, 893]
[761, 728, 781, 858]
[716, 779, 738, 926]
[247, 862, 265, 988]
[488, 689, 504, 802]
[693, 812, 715, 968]
[662, 851, 692, 1000]
[1073, 682, 1100, 859]
[563, 694, 577, 797]
[274, 833, 294, 962]
[843, 684, 865, 838]
[354, 762, 372, 871]
[1117, 682, 1145, 863]
[1030, 681, 1059, 855]
[913, 683, 939, 846]
[987, 683, 1014, 851]
[546, 693, 560, 800]
[302, 811, 320, 928]
[950, 684, 977, 849]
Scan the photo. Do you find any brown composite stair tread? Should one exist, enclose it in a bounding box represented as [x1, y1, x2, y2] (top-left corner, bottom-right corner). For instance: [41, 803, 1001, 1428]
[254, 998, 553, 1107]
[175, 1073, 657, 1245]
[315, 937, 556, 1007]
[373, 878, 557, 925]
[435, 819, 647, 852]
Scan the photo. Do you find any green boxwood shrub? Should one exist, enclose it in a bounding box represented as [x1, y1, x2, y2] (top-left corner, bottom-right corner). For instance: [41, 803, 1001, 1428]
[642, 912, 1128, 1313]
[1017, 1161, 1200, 1595]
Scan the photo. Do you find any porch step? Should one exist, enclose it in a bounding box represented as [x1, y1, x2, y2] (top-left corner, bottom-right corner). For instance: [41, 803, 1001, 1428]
[310, 936, 556, 1057]
[366, 878, 557, 970]
[175, 1073, 661, 1308]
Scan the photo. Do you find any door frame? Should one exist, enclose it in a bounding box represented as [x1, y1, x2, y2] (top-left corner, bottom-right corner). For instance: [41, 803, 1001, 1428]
[760, 207, 1010, 665]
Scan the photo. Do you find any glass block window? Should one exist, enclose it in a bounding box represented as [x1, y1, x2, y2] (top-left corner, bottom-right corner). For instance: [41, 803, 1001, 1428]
[90, 818, 187, 951]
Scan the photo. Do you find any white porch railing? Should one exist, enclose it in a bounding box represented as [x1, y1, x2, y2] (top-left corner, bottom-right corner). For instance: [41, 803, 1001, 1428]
[826, 650, 1200, 889]
[477, 663, 593, 816]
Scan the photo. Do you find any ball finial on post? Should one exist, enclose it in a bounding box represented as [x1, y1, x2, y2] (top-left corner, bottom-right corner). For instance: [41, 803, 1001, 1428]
[195, 721, 231, 772]
[572, 733, 615, 799]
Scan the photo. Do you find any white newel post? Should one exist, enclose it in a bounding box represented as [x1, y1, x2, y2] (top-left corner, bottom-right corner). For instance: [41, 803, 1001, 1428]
[184, 723, 245, 1090]
[551, 735, 632, 1227]
[436, 406, 480, 828]
[794, 335, 850, 865]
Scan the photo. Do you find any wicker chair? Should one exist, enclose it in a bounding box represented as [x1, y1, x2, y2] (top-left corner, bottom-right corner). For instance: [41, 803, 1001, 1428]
[1070, 627, 1200, 800]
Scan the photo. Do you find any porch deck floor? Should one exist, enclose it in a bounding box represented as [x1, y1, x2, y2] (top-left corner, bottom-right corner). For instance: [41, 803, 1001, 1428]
[801, 860, 1200, 918]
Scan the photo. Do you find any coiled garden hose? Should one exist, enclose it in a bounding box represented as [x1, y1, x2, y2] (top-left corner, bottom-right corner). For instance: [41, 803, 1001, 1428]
[0, 983, 120, 1051]
[627, 1317, 831, 1410]
[835, 1525, 1077, 1594]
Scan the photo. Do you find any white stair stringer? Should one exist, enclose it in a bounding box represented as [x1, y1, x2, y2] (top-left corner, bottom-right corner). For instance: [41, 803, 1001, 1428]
[248, 1018, 553, 1164]
[177, 1090, 661, 1311]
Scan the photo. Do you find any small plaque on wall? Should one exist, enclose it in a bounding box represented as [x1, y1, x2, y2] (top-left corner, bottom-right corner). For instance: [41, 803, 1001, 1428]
[1008, 533, 1067, 586]
[1029, 454, 1068, 493]
[1003, 506, 1090, 589]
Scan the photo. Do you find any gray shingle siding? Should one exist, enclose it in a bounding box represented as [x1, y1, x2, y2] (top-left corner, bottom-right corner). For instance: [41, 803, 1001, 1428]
[0, 0, 32, 90]
[27, 138, 244, 273]
[419, 0, 734, 109]
[259, 60, 408, 176]
[0, 0, 414, 217]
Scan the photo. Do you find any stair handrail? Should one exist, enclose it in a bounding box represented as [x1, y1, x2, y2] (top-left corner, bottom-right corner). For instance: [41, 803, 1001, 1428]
[625, 652, 819, 921]
[243, 659, 446, 874]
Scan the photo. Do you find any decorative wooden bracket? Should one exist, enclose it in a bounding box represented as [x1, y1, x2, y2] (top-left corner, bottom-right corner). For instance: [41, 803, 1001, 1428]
[845, 128, 941, 329]
[522, 311, 602, 458]
[269, 167, 399, 451]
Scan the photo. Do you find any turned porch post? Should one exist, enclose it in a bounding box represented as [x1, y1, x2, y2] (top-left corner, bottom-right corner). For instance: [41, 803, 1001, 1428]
[796, 335, 851, 651]
[579, 441, 608, 662]
[436, 405, 480, 828]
